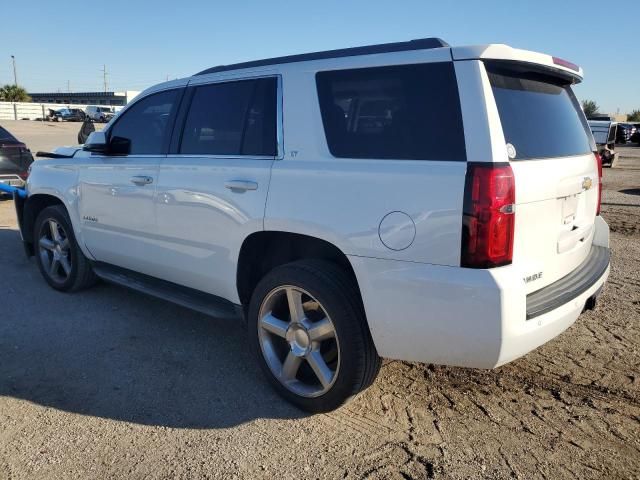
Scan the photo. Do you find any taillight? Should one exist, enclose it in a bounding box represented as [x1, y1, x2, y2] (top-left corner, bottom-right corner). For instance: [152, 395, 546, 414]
[594, 152, 602, 215]
[18, 171, 29, 181]
[461, 162, 515, 268]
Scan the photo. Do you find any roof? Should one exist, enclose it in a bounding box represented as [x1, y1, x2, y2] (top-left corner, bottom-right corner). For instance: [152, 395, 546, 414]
[195, 37, 450, 76]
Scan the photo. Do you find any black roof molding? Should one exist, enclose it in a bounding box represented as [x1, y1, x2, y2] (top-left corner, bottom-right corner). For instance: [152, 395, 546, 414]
[195, 37, 450, 76]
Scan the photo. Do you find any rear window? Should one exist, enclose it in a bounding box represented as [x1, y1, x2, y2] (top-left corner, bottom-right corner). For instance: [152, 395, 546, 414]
[179, 77, 277, 157]
[316, 63, 466, 161]
[487, 64, 592, 160]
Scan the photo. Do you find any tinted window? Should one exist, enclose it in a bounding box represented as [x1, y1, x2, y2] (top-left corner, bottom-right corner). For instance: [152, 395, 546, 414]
[0, 126, 17, 142]
[180, 77, 277, 156]
[316, 63, 466, 161]
[109, 89, 178, 155]
[487, 65, 592, 160]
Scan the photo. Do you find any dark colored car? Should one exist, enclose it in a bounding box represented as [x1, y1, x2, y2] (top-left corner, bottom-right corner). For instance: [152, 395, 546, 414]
[50, 108, 86, 122]
[616, 123, 637, 144]
[0, 125, 34, 193]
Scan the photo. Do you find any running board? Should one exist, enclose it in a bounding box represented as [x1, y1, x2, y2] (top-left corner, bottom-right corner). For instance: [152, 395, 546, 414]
[92, 263, 243, 321]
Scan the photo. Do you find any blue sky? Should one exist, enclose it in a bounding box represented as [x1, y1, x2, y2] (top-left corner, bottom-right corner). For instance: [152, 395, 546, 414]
[1, 0, 637, 113]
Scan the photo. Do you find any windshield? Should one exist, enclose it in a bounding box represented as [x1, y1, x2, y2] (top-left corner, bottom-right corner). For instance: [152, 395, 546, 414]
[486, 63, 592, 160]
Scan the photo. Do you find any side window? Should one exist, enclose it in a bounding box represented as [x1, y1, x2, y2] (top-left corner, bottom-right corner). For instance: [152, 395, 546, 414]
[316, 63, 466, 161]
[109, 89, 178, 155]
[179, 77, 277, 156]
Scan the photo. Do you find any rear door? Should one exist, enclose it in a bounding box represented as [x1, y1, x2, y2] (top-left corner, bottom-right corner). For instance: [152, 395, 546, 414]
[485, 62, 598, 293]
[153, 76, 279, 300]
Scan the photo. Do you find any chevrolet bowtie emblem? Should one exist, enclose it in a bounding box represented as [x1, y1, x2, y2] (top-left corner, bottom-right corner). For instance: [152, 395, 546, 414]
[582, 177, 593, 190]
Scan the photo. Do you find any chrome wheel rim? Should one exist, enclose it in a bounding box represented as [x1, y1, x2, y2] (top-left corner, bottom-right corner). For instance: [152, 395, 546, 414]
[38, 219, 72, 283]
[258, 286, 340, 398]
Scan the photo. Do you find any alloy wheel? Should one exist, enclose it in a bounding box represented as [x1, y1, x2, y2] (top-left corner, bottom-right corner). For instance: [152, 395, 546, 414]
[258, 286, 340, 398]
[38, 218, 72, 283]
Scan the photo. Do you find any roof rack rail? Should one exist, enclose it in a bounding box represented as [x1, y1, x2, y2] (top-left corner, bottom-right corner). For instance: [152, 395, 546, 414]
[195, 37, 450, 76]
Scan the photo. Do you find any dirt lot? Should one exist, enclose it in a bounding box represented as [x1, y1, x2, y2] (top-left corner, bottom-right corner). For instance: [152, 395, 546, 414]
[0, 121, 639, 479]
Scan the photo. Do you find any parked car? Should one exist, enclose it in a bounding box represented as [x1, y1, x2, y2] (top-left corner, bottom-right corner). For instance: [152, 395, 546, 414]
[85, 106, 115, 123]
[49, 108, 86, 122]
[588, 120, 618, 167]
[0, 125, 33, 193]
[631, 124, 640, 144]
[616, 123, 636, 144]
[15, 38, 610, 412]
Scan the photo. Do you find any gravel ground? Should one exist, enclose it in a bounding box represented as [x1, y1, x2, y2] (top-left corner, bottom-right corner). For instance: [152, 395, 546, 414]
[0, 121, 638, 479]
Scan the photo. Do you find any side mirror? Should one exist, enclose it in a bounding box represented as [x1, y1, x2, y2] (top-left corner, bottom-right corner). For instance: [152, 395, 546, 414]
[83, 131, 108, 153]
[83, 132, 131, 155]
[109, 136, 131, 155]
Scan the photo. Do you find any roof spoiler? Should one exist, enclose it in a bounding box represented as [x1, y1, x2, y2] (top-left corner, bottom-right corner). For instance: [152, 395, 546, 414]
[452, 44, 583, 84]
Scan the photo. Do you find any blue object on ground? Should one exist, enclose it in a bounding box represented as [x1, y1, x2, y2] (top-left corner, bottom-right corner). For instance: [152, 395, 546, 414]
[0, 182, 27, 198]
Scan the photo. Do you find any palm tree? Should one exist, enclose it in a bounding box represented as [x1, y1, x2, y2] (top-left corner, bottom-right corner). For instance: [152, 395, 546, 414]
[0, 84, 31, 102]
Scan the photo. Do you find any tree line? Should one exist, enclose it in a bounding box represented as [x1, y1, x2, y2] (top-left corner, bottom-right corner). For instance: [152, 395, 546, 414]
[582, 99, 640, 122]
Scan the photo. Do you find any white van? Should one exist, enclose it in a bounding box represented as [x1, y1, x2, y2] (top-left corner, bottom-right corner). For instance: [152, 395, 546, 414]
[85, 106, 115, 122]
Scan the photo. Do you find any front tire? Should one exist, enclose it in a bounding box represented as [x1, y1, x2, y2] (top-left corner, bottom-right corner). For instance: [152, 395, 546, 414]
[34, 205, 97, 292]
[248, 260, 381, 412]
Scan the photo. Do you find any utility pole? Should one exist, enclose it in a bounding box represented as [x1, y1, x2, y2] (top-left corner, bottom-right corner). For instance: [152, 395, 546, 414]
[67, 80, 71, 93]
[10, 55, 17, 85]
[101, 64, 108, 92]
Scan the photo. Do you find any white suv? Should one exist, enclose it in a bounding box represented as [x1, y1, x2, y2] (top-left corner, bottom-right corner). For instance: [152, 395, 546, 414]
[16, 38, 610, 412]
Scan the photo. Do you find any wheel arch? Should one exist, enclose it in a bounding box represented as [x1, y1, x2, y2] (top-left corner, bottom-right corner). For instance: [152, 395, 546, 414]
[21, 193, 66, 254]
[21, 193, 91, 260]
[236, 231, 363, 310]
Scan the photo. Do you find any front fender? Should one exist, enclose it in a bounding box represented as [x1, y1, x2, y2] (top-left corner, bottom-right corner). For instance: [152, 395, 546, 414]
[25, 159, 94, 261]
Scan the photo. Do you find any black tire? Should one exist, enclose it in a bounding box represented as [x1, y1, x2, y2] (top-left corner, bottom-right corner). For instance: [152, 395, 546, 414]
[248, 259, 381, 412]
[33, 205, 97, 292]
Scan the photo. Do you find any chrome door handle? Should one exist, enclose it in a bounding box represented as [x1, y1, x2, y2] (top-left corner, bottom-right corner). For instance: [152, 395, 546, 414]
[224, 180, 258, 191]
[130, 175, 154, 186]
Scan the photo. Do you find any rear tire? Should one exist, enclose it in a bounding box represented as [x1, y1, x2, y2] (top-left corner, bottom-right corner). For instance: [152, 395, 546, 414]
[248, 259, 381, 412]
[34, 205, 97, 292]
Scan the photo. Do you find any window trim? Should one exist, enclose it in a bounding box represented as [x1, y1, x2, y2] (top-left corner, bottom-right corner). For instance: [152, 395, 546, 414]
[169, 74, 283, 160]
[104, 86, 185, 157]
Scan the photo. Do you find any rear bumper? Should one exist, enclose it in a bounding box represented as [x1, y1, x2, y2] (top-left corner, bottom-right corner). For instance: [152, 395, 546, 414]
[350, 220, 610, 369]
[526, 245, 609, 319]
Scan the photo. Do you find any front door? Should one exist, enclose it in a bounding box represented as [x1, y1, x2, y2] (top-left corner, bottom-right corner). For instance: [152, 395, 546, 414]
[78, 87, 183, 274]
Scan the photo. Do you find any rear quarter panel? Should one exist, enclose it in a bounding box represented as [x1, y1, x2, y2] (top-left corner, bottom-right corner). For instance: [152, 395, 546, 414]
[265, 52, 469, 266]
